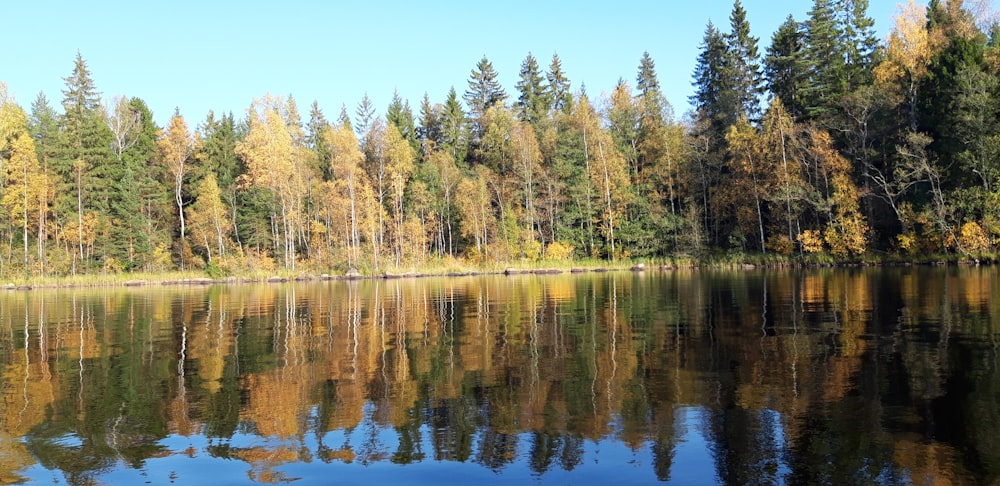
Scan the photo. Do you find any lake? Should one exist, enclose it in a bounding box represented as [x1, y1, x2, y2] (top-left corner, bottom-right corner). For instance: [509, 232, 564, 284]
[1, 267, 997, 485]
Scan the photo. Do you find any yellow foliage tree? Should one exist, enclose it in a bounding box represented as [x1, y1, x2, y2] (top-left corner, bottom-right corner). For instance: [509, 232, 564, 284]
[236, 95, 310, 270]
[157, 112, 196, 251]
[1, 131, 50, 271]
[186, 173, 231, 264]
[873, 0, 931, 128]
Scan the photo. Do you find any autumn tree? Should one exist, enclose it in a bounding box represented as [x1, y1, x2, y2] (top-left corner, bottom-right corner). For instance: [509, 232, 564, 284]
[573, 95, 631, 259]
[324, 123, 369, 267]
[1, 108, 51, 272]
[236, 95, 310, 270]
[186, 173, 231, 263]
[157, 111, 196, 267]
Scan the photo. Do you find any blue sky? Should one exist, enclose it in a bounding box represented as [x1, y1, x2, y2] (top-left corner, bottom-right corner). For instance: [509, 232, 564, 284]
[1, 1, 901, 127]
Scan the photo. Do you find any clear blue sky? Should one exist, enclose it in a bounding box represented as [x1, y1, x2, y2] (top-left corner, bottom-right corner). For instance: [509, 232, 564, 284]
[1, 1, 901, 127]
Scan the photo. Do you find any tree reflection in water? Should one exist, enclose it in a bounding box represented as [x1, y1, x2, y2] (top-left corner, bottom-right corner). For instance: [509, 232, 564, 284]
[0, 268, 997, 484]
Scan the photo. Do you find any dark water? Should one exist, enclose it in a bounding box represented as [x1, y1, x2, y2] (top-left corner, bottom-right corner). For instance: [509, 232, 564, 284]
[1, 267, 998, 485]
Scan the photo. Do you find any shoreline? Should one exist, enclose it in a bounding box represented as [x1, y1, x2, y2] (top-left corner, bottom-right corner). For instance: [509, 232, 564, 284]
[1, 256, 990, 291]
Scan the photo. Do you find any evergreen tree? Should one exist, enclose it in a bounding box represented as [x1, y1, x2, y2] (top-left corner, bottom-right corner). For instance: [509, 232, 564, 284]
[441, 87, 469, 166]
[515, 52, 549, 124]
[546, 53, 572, 114]
[836, 0, 880, 90]
[725, 0, 765, 122]
[386, 90, 418, 154]
[417, 92, 442, 156]
[765, 15, 807, 119]
[29, 92, 59, 169]
[337, 103, 352, 130]
[107, 98, 158, 270]
[691, 22, 731, 144]
[800, 0, 845, 119]
[464, 55, 507, 122]
[27, 92, 59, 270]
[307, 100, 332, 178]
[56, 52, 113, 271]
[355, 93, 376, 143]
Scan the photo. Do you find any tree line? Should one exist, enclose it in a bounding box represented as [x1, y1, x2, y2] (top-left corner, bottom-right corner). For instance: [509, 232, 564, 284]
[0, 0, 998, 277]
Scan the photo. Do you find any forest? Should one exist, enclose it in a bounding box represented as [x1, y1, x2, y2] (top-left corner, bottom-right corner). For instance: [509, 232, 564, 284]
[0, 0, 998, 278]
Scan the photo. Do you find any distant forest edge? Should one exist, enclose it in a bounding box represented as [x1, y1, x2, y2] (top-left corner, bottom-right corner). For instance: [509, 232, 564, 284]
[0, 0, 998, 278]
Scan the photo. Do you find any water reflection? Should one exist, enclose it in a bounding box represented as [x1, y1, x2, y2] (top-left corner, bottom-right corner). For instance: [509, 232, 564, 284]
[0, 268, 999, 484]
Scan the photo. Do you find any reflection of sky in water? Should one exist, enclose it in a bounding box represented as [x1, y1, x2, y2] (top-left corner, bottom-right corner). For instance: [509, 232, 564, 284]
[672, 407, 721, 485]
[20, 415, 700, 485]
[6, 268, 995, 484]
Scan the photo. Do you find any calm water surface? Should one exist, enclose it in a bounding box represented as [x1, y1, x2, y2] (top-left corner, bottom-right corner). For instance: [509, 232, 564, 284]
[1, 267, 998, 485]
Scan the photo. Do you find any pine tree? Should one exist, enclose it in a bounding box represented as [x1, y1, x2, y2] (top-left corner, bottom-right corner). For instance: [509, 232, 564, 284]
[28, 92, 59, 271]
[836, 0, 880, 90]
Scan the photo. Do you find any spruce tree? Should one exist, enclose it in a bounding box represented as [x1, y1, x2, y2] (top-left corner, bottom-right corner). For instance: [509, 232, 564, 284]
[515, 52, 549, 124]
[441, 87, 469, 166]
[546, 53, 572, 114]
[417, 92, 442, 154]
[725, 0, 764, 122]
[354, 93, 376, 143]
[307, 101, 332, 178]
[800, 0, 844, 119]
[765, 15, 807, 119]
[836, 0, 880, 90]
[386, 90, 418, 153]
[464, 55, 507, 121]
[57, 52, 113, 270]
[691, 22, 730, 139]
[108, 98, 158, 270]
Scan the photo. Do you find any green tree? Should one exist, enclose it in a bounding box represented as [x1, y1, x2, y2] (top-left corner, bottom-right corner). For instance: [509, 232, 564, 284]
[387, 90, 418, 154]
[196, 111, 243, 254]
[440, 87, 469, 166]
[307, 101, 332, 178]
[725, 0, 765, 122]
[800, 0, 844, 119]
[417, 92, 442, 157]
[464, 55, 508, 123]
[765, 15, 807, 120]
[691, 21, 731, 139]
[516, 52, 550, 125]
[546, 53, 573, 114]
[465, 56, 507, 163]
[28, 92, 60, 272]
[107, 98, 158, 270]
[56, 52, 113, 272]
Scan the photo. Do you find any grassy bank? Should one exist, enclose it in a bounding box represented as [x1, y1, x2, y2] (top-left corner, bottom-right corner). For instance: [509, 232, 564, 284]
[3, 252, 992, 289]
